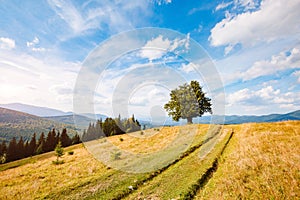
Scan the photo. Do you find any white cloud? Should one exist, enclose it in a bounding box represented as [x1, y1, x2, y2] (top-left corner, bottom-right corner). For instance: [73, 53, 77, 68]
[0, 49, 80, 111]
[26, 36, 47, 52]
[48, 0, 100, 34]
[233, 0, 260, 11]
[26, 37, 39, 47]
[210, 0, 300, 48]
[0, 37, 15, 50]
[227, 85, 300, 113]
[227, 88, 251, 106]
[216, 2, 232, 11]
[181, 62, 195, 73]
[242, 47, 300, 81]
[47, 0, 150, 37]
[293, 70, 300, 83]
[153, 0, 172, 5]
[139, 34, 190, 62]
[256, 86, 280, 99]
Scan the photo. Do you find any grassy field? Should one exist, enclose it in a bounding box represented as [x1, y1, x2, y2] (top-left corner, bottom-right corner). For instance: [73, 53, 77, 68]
[0, 121, 299, 199]
[197, 121, 300, 199]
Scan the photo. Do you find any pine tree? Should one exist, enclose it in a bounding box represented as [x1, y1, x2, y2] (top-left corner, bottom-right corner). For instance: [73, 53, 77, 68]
[36, 132, 45, 154]
[7, 137, 17, 162]
[71, 133, 81, 145]
[60, 128, 71, 147]
[24, 140, 30, 158]
[54, 141, 64, 164]
[29, 133, 37, 156]
[16, 137, 25, 160]
[44, 131, 52, 152]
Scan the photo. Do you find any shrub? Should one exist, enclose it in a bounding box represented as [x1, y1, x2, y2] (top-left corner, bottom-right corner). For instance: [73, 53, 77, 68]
[111, 150, 121, 160]
[119, 137, 124, 142]
[68, 151, 74, 155]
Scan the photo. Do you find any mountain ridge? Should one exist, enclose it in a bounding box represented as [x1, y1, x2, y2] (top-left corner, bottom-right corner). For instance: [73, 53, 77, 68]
[0, 107, 78, 143]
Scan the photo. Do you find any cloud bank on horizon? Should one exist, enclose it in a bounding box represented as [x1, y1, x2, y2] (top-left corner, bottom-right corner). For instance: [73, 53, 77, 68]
[0, 0, 299, 117]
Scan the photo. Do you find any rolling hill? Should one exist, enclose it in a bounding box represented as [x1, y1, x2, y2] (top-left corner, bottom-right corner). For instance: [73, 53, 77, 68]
[0, 121, 299, 199]
[0, 107, 78, 143]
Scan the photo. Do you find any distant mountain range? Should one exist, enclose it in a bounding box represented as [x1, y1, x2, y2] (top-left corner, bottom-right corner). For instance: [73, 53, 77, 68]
[193, 110, 300, 124]
[0, 103, 71, 117]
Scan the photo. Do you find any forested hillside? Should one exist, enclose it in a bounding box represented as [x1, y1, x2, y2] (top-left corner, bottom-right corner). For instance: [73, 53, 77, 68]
[0, 107, 78, 143]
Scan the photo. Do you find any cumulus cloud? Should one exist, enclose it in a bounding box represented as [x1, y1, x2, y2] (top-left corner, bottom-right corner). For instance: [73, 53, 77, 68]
[227, 85, 299, 110]
[139, 34, 190, 62]
[0, 37, 15, 50]
[210, 0, 300, 49]
[242, 47, 300, 81]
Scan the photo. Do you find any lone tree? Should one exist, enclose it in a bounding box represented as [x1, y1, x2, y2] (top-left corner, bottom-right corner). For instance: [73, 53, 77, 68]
[164, 80, 212, 124]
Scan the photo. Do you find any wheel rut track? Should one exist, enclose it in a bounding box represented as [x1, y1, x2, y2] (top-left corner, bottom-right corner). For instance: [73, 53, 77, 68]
[112, 126, 223, 200]
[181, 130, 234, 199]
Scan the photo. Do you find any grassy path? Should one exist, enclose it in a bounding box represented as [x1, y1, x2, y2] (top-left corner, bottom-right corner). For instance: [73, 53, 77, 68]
[124, 126, 233, 199]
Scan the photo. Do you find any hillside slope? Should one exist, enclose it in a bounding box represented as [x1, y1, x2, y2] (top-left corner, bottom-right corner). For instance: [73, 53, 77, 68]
[0, 121, 299, 199]
[0, 107, 78, 143]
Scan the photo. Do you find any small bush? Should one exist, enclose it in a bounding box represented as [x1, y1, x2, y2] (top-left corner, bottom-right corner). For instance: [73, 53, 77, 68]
[111, 150, 121, 160]
[119, 137, 124, 142]
[140, 131, 144, 135]
[68, 151, 74, 155]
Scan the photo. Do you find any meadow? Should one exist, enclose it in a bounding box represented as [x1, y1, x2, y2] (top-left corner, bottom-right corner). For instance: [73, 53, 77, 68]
[0, 121, 299, 199]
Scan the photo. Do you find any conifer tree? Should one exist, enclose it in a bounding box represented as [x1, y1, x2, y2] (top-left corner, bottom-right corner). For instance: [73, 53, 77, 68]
[36, 132, 45, 154]
[54, 141, 64, 164]
[71, 133, 81, 145]
[60, 128, 71, 147]
[7, 137, 17, 162]
[29, 133, 37, 156]
[16, 137, 25, 159]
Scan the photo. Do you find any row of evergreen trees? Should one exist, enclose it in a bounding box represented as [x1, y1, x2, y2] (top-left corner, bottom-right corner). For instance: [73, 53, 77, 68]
[83, 115, 141, 141]
[0, 128, 81, 163]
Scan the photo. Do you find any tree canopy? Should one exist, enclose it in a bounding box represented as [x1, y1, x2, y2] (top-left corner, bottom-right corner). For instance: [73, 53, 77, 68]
[164, 80, 212, 124]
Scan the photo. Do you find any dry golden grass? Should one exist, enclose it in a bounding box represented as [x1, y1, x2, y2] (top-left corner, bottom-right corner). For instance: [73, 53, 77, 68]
[108, 127, 180, 154]
[0, 144, 109, 199]
[0, 125, 210, 199]
[1, 121, 299, 199]
[197, 121, 300, 199]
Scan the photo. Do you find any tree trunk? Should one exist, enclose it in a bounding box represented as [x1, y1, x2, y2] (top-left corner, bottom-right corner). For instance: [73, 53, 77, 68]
[187, 117, 193, 124]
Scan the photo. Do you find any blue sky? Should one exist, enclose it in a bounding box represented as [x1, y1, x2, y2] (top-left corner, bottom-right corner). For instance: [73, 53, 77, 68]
[0, 0, 300, 118]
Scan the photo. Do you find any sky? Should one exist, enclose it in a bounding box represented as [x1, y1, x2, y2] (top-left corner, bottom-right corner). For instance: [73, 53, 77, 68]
[0, 0, 300, 119]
